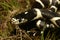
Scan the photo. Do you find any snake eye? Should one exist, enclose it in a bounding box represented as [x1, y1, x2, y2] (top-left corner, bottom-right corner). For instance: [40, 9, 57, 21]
[25, 12, 28, 14]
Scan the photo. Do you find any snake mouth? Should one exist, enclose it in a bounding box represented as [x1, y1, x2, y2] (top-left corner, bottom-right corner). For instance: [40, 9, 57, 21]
[11, 18, 20, 24]
[11, 18, 28, 24]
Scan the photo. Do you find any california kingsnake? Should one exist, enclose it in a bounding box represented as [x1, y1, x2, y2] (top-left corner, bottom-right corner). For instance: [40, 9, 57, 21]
[11, 0, 60, 27]
[11, 0, 60, 30]
[11, 0, 60, 38]
[10, 0, 60, 39]
[11, 8, 60, 28]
